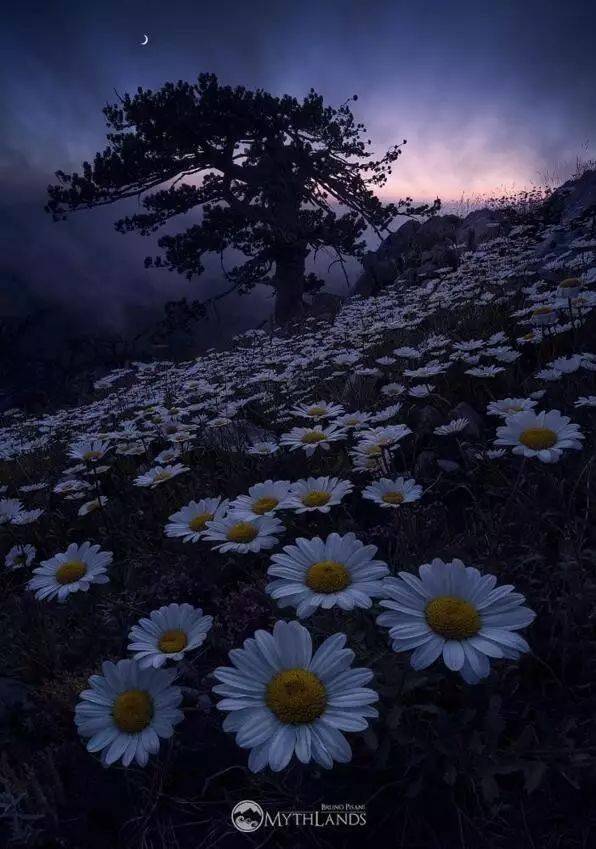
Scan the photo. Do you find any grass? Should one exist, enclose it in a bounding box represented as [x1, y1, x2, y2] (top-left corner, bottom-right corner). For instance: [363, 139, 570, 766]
[0, 213, 595, 848]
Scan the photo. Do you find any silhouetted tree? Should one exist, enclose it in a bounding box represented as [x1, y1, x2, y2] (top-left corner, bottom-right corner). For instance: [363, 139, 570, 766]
[47, 73, 439, 324]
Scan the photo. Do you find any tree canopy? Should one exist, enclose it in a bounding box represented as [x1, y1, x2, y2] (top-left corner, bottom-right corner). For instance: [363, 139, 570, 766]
[47, 73, 439, 324]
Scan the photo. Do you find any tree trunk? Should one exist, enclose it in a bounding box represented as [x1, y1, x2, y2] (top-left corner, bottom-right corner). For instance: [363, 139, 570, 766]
[273, 243, 307, 325]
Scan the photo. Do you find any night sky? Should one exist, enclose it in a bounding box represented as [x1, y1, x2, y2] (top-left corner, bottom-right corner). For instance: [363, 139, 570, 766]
[2, 0, 596, 337]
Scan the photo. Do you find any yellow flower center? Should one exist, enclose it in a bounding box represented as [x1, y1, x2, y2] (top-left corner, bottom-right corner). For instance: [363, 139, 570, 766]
[227, 521, 258, 543]
[560, 277, 579, 288]
[153, 470, 172, 482]
[302, 490, 331, 507]
[265, 669, 327, 724]
[506, 405, 523, 413]
[366, 444, 382, 456]
[189, 512, 213, 531]
[533, 306, 553, 316]
[301, 431, 325, 444]
[519, 427, 557, 450]
[55, 560, 87, 585]
[307, 406, 326, 417]
[252, 496, 279, 515]
[382, 491, 404, 505]
[306, 560, 351, 593]
[425, 595, 481, 639]
[83, 450, 102, 461]
[112, 689, 154, 733]
[158, 628, 188, 654]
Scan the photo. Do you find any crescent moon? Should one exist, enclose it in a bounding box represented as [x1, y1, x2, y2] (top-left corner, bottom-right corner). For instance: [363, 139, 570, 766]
[141, 34, 149, 46]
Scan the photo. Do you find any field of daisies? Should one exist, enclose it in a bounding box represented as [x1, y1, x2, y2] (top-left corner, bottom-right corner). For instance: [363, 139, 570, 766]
[1, 207, 595, 847]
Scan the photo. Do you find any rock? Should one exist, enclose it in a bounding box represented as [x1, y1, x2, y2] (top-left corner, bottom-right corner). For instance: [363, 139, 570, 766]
[412, 404, 443, 434]
[414, 449, 438, 479]
[456, 208, 511, 249]
[353, 214, 463, 297]
[377, 219, 421, 261]
[552, 169, 596, 223]
[414, 214, 462, 252]
[449, 401, 484, 438]
[354, 251, 400, 296]
[437, 459, 461, 474]
[419, 242, 459, 275]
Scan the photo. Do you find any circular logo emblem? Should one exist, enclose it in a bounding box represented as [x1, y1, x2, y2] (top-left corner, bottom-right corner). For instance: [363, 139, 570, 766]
[231, 800, 264, 833]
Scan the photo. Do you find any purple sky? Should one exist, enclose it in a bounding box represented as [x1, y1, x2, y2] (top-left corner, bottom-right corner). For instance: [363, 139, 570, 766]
[2, 0, 595, 334]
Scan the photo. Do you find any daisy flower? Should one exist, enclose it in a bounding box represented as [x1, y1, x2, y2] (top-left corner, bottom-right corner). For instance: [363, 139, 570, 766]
[362, 477, 423, 508]
[557, 277, 581, 298]
[19, 482, 48, 493]
[381, 383, 405, 398]
[575, 395, 596, 408]
[75, 659, 183, 767]
[11, 508, 44, 525]
[333, 411, 373, 429]
[53, 479, 91, 496]
[27, 542, 112, 602]
[535, 367, 562, 381]
[549, 355, 584, 374]
[229, 480, 292, 518]
[280, 424, 347, 458]
[434, 418, 469, 436]
[453, 339, 485, 352]
[165, 497, 229, 542]
[5, 544, 36, 570]
[0, 498, 24, 524]
[290, 401, 345, 421]
[246, 441, 279, 456]
[203, 513, 285, 553]
[486, 397, 537, 418]
[78, 496, 109, 517]
[212, 620, 378, 771]
[530, 305, 558, 326]
[116, 440, 147, 456]
[371, 404, 402, 422]
[266, 532, 389, 618]
[465, 365, 505, 378]
[68, 438, 111, 463]
[376, 558, 536, 684]
[495, 409, 584, 463]
[128, 603, 213, 668]
[284, 477, 353, 513]
[134, 463, 189, 488]
[351, 424, 412, 472]
[474, 449, 507, 461]
[394, 346, 422, 358]
[404, 363, 447, 379]
[154, 447, 182, 465]
[409, 383, 435, 398]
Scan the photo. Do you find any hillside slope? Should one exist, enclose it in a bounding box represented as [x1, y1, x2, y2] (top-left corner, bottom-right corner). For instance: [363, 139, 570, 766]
[0, 177, 594, 849]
